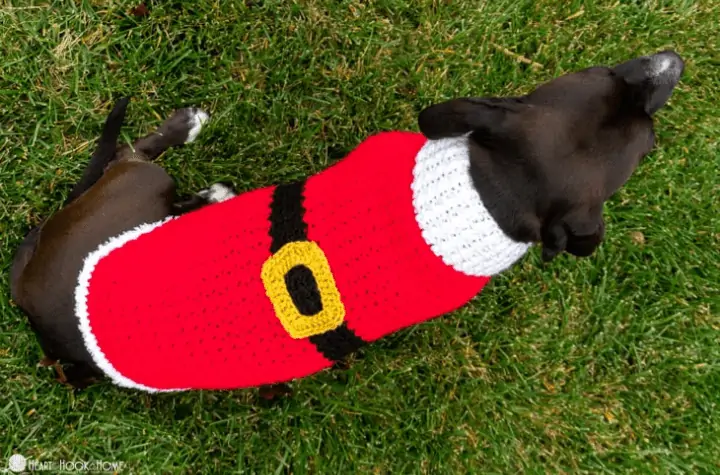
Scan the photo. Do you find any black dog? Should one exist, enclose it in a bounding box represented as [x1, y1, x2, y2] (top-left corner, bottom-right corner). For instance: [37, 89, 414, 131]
[10, 51, 684, 392]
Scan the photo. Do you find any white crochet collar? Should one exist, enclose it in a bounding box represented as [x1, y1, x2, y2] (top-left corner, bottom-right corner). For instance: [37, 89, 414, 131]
[411, 135, 531, 277]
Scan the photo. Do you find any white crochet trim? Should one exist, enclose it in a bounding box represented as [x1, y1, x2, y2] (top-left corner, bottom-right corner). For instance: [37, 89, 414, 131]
[74, 216, 187, 393]
[411, 135, 531, 276]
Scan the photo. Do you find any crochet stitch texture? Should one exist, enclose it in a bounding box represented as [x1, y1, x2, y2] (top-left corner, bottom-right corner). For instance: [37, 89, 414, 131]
[75, 131, 530, 392]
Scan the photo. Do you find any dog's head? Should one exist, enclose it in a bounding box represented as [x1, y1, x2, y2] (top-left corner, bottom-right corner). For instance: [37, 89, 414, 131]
[418, 50, 684, 261]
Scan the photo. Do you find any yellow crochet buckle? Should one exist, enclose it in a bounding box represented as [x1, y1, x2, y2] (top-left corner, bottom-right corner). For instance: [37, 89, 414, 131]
[261, 241, 345, 339]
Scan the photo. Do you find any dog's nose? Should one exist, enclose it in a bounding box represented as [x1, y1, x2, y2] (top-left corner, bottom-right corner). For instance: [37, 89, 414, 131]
[613, 50, 685, 115]
[613, 50, 684, 85]
[646, 50, 684, 84]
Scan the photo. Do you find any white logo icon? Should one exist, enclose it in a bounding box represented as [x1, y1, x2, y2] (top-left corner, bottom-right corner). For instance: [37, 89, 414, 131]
[7, 454, 26, 473]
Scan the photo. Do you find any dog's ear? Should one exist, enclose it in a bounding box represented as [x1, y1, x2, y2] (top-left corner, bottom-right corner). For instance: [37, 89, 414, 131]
[541, 205, 605, 262]
[418, 97, 525, 140]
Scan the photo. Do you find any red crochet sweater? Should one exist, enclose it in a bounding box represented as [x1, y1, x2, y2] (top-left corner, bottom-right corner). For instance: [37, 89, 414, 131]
[75, 131, 529, 392]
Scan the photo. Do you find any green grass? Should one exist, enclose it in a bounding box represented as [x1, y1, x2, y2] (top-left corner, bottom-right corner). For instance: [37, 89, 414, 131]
[1, 0, 719, 473]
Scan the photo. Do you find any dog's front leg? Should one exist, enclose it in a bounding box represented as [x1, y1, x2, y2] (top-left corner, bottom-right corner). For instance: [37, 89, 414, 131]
[258, 383, 294, 401]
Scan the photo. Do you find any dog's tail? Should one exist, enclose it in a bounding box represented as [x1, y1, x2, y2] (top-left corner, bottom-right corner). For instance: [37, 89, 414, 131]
[63, 97, 130, 206]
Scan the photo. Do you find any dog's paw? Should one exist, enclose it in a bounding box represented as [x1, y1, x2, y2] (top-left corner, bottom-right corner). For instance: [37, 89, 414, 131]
[158, 108, 210, 145]
[38, 356, 58, 367]
[258, 383, 293, 401]
[185, 108, 209, 143]
[197, 183, 237, 203]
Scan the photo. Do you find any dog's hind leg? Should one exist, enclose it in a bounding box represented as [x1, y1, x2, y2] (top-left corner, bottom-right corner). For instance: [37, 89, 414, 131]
[122, 108, 210, 162]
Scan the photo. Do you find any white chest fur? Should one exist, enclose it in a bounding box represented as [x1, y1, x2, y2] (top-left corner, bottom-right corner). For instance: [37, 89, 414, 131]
[411, 136, 531, 277]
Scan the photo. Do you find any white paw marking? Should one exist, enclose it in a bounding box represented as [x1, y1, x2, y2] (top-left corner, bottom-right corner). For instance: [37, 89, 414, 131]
[185, 109, 209, 143]
[203, 183, 236, 203]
